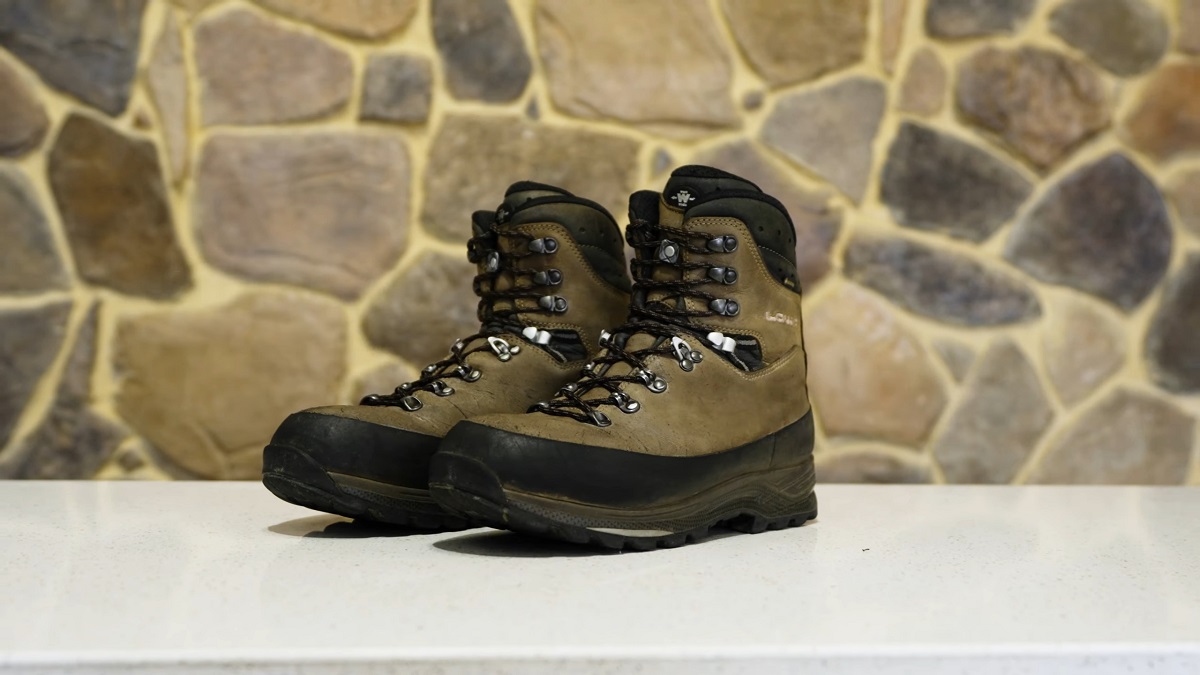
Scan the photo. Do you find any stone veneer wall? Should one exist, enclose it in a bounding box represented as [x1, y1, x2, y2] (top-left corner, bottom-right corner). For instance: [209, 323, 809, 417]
[0, 0, 1198, 484]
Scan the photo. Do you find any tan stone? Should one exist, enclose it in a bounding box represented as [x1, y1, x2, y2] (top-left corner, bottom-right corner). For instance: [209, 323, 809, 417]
[1031, 389, 1194, 484]
[421, 114, 639, 242]
[146, 9, 188, 183]
[956, 46, 1110, 170]
[806, 283, 948, 448]
[934, 341, 1054, 483]
[1121, 63, 1200, 163]
[722, 0, 868, 86]
[194, 132, 409, 300]
[1166, 170, 1200, 237]
[0, 57, 48, 157]
[194, 8, 353, 126]
[0, 166, 67, 294]
[47, 114, 192, 299]
[761, 76, 887, 202]
[816, 448, 932, 484]
[537, 0, 737, 133]
[362, 253, 480, 369]
[880, 0, 907, 75]
[1043, 295, 1125, 406]
[114, 291, 347, 479]
[252, 0, 417, 40]
[1182, 0, 1200, 53]
[898, 48, 946, 117]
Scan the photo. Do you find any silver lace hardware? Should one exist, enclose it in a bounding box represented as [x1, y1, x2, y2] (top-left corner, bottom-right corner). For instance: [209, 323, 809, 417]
[709, 298, 740, 317]
[706, 331, 737, 353]
[455, 365, 481, 382]
[670, 336, 704, 372]
[521, 326, 553, 345]
[528, 237, 558, 254]
[429, 381, 455, 397]
[612, 391, 641, 414]
[399, 395, 422, 411]
[656, 239, 681, 263]
[487, 336, 519, 361]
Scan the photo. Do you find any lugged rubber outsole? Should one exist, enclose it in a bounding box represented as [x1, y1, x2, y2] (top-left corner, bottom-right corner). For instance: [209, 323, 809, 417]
[262, 443, 474, 531]
[429, 454, 817, 551]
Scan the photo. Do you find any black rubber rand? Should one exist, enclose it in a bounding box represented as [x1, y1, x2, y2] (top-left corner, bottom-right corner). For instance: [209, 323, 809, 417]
[428, 412, 818, 550]
[261, 412, 474, 531]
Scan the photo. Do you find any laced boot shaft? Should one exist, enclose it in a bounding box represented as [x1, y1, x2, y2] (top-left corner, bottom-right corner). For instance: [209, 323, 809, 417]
[430, 166, 816, 549]
[362, 183, 630, 410]
[262, 181, 630, 529]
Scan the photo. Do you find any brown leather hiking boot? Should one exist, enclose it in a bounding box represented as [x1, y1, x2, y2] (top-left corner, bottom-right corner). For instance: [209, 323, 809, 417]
[430, 166, 816, 549]
[262, 182, 631, 529]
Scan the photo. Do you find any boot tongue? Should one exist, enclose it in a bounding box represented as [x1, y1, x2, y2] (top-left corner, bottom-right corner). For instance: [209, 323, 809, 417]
[659, 165, 760, 226]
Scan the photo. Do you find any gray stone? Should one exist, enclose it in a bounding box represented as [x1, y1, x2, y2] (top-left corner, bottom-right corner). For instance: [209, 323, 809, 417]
[934, 341, 1054, 484]
[48, 113, 191, 299]
[195, 8, 353, 126]
[1050, 0, 1168, 76]
[0, 301, 71, 449]
[1044, 296, 1125, 406]
[361, 53, 431, 124]
[0, 57, 48, 156]
[252, 0, 417, 40]
[1005, 153, 1171, 311]
[146, 9, 189, 183]
[0, 0, 146, 115]
[2, 306, 127, 479]
[363, 254, 480, 368]
[742, 91, 765, 111]
[897, 48, 946, 117]
[1121, 64, 1200, 163]
[881, 122, 1033, 242]
[422, 114, 640, 242]
[722, 0, 868, 86]
[195, 132, 409, 300]
[1031, 389, 1194, 484]
[355, 361, 419, 404]
[880, 0, 908, 75]
[693, 141, 842, 285]
[761, 76, 886, 202]
[933, 339, 975, 382]
[1146, 254, 1200, 393]
[0, 167, 68, 294]
[925, 0, 1034, 38]
[115, 291, 347, 479]
[845, 234, 1042, 326]
[1182, 0, 1200, 54]
[538, 0, 737, 134]
[433, 0, 531, 103]
[806, 283, 948, 448]
[816, 448, 932, 484]
[956, 46, 1110, 170]
[1166, 170, 1200, 237]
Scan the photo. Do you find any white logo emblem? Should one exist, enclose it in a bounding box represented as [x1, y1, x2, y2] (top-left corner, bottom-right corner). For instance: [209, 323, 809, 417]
[764, 311, 797, 326]
[672, 189, 694, 207]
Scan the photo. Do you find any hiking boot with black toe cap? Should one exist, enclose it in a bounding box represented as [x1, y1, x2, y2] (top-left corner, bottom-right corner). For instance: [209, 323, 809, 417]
[430, 166, 816, 548]
[262, 182, 631, 529]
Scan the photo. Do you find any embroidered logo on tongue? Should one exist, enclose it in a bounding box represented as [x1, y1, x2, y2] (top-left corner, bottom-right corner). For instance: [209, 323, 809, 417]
[671, 189, 695, 207]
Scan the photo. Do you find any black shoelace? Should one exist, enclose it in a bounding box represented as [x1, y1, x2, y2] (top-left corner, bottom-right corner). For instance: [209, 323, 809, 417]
[531, 219, 730, 426]
[361, 219, 559, 409]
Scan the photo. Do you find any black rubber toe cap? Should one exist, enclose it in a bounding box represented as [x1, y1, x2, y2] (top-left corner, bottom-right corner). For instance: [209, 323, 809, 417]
[267, 411, 440, 489]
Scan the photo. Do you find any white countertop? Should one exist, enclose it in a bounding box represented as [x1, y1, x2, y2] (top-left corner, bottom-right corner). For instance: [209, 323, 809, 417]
[0, 482, 1197, 674]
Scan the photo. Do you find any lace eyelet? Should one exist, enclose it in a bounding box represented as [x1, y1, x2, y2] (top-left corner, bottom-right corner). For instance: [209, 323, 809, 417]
[529, 237, 558, 254]
[707, 235, 738, 253]
[533, 269, 562, 286]
[709, 298, 740, 317]
[708, 266, 738, 285]
[457, 365, 481, 382]
[538, 295, 569, 313]
[590, 410, 612, 427]
[613, 392, 641, 414]
[430, 381, 455, 397]
[399, 395, 422, 411]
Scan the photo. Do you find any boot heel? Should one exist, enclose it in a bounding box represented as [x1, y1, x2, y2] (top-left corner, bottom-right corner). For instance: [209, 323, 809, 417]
[727, 491, 818, 533]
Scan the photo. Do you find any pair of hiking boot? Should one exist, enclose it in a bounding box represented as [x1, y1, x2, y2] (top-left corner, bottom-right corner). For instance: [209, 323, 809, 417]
[262, 165, 817, 550]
